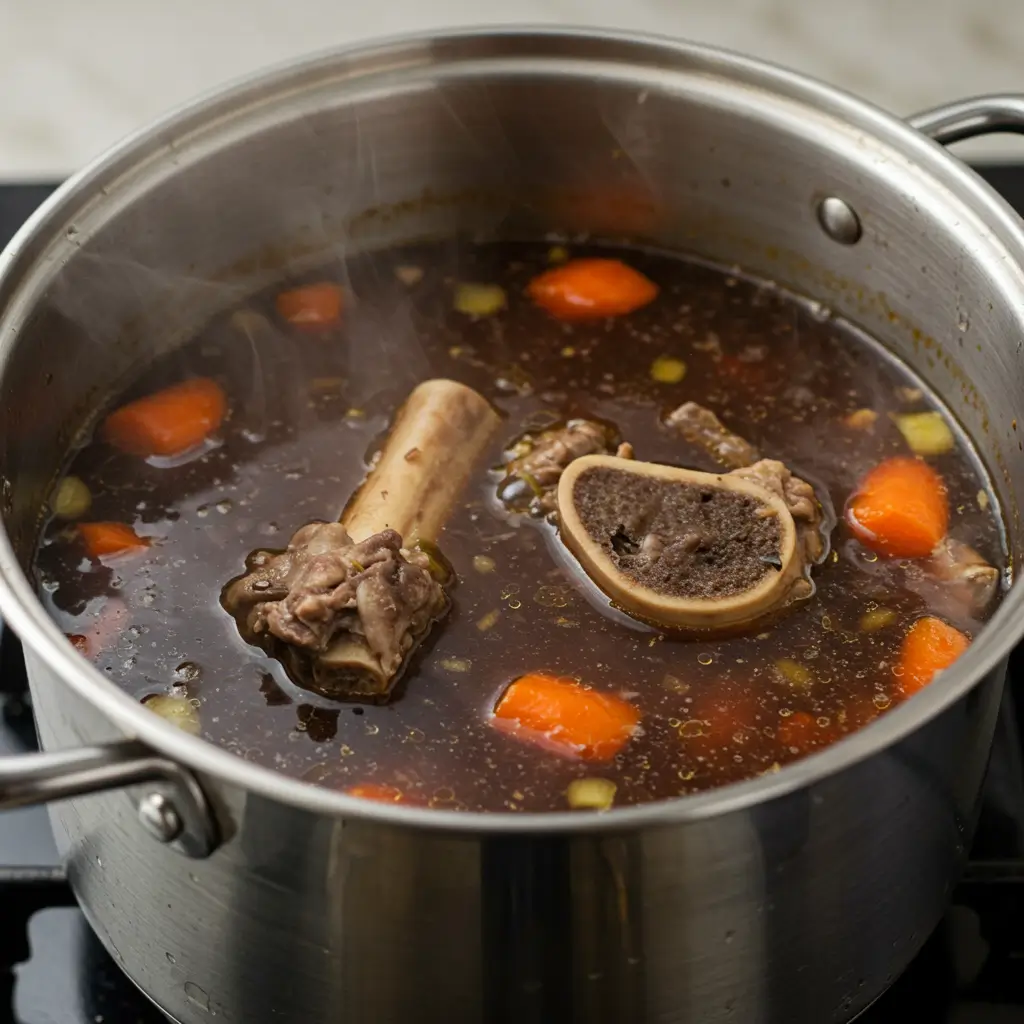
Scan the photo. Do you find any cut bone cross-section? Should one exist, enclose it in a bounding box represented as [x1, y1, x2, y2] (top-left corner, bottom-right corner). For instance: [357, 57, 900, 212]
[558, 455, 818, 630]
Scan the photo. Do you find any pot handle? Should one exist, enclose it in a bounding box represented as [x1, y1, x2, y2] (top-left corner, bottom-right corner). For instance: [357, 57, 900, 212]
[908, 95, 1024, 145]
[0, 738, 220, 858]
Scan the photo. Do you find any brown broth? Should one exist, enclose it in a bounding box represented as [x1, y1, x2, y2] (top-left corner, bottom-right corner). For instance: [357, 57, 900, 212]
[34, 241, 1006, 812]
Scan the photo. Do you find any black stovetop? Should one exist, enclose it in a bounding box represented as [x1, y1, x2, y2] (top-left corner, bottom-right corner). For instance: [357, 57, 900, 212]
[5, 174, 1024, 1024]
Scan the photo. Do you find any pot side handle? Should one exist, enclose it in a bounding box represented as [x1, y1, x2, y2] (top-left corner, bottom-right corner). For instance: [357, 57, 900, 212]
[909, 95, 1024, 145]
[0, 738, 219, 858]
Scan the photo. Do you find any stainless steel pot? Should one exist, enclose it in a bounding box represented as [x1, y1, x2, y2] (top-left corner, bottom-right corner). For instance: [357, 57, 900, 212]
[1, 27, 1024, 1024]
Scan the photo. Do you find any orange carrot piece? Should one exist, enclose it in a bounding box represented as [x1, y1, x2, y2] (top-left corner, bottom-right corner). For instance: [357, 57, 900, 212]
[102, 378, 227, 458]
[778, 711, 833, 756]
[276, 282, 343, 328]
[683, 689, 759, 758]
[346, 783, 407, 804]
[527, 259, 658, 321]
[492, 672, 640, 761]
[66, 634, 90, 656]
[78, 522, 150, 560]
[846, 456, 948, 558]
[895, 616, 970, 698]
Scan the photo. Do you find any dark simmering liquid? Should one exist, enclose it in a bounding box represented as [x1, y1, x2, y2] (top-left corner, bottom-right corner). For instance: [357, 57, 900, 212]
[34, 242, 1005, 811]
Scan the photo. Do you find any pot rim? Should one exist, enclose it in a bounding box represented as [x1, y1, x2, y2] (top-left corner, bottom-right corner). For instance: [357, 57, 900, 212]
[1, 24, 1022, 834]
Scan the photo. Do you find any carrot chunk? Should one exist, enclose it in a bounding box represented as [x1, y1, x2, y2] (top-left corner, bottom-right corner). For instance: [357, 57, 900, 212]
[102, 378, 227, 458]
[846, 456, 948, 558]
[682, 688, 759, 761]
[492, 672, 640, 761]
[66, 634, 90, 655]
[527, 259, 658, 321]
[78, 522, 149, 560]
[276, 282, 343, 328]
[778, 711, 833, 756]
[895, 616, 970, 698]
[346, 783, 407, 804]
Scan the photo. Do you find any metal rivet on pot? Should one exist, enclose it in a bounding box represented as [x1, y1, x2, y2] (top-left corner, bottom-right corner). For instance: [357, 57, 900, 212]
[817, 197, 862, 245]
[138, 791, 184, 844]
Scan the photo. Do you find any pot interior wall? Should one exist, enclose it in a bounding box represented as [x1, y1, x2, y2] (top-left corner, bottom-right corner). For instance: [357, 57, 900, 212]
[1, 33, 1023, 570]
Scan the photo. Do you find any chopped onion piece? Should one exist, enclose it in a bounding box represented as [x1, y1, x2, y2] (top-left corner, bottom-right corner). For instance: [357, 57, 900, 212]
[894, 411, 955, 456]
[476, 609, 501, 632]
[661, 674, 690, 695]
[143, 695, 200, 735]
[844, 408, 878, 430]
[650, 355, 687, 384]
[454, 283, 507, 317]
[860, 607, 897, 632]
[775, 658, 812, 688]
[472, 555, 496, 574]
[53, 476, 92, 520]
[566, 777, 617, 811]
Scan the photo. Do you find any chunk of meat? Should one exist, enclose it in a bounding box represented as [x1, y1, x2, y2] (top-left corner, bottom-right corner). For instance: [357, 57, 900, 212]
[920, 536, 1000, 618]
[222, 379, 497, 703]
[498, 419, 630, 515]
[729, 459, 826, 563]
[665, 402, 760, 469]
[665, 402, 825, 568]
[222, 522, 448, 701]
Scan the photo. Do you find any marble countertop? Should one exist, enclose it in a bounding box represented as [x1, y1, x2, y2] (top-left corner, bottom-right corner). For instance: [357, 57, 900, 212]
[2, 0, 1024, 178]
